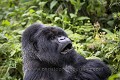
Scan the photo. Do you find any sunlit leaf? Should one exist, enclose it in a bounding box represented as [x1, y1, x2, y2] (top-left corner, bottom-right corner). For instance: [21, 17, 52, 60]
[50, 0, 58, 10]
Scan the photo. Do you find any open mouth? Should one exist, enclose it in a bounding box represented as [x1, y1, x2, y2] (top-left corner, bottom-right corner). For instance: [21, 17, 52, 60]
[61, 43, 73, 54]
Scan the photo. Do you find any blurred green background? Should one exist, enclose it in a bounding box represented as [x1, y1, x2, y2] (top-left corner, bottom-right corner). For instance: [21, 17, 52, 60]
[0, 0, 120, 80]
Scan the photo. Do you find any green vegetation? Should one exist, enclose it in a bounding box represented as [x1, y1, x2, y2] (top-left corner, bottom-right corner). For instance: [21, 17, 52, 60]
[0, 0, 120, 80]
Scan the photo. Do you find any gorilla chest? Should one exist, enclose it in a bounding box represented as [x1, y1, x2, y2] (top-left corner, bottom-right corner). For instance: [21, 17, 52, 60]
[41, 66, 75, 80]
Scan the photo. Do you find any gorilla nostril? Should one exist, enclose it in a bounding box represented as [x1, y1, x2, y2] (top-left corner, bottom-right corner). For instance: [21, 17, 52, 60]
[59, 37, 66, 42]
[60, 38, 65, 40]
[59, 36, 65, 40]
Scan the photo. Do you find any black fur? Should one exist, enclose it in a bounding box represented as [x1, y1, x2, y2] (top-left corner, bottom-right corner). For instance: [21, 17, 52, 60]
[22, 23, 111, 80]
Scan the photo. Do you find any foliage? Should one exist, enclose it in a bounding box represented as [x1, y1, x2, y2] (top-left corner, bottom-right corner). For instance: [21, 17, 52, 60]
[0, 0, 120, 80]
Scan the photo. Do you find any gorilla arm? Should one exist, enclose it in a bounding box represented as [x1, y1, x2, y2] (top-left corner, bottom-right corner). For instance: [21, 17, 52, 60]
[74, 55, 111, 80]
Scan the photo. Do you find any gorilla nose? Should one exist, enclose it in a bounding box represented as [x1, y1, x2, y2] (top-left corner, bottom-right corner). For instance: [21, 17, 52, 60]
[58, 36, 71, 43]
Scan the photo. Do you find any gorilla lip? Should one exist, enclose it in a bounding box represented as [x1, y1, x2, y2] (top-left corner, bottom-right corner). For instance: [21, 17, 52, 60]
[61, 43, 73, 54]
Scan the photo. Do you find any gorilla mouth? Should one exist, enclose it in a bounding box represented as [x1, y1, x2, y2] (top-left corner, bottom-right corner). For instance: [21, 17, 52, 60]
[61, 43, 73, 54]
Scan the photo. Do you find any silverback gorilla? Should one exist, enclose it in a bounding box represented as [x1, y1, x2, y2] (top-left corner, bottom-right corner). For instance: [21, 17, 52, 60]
[22, 23, 111, 80]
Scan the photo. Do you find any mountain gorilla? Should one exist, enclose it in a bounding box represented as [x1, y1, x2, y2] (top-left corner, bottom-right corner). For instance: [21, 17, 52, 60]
[22, 23, 111, 80]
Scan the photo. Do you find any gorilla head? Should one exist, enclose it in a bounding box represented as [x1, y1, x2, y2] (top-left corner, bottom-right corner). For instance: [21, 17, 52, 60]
[22, 23, 76, 69]
[22, 23, 111, 80]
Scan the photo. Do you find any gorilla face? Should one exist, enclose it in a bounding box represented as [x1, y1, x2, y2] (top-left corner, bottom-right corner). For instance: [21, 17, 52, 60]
[22, 24, 75, 66]
[35, 27, 73, 54]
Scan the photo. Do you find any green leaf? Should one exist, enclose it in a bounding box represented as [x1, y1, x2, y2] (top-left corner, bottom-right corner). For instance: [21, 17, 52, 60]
[20, 0, 31, 3]
[2, 20, 10, 26]
[10, 50, 16, 57]
[108, 73, 120, 80]
[102, 28, 112, 34]
[54, 17, 61, 22]
[70, 13, 77, 18]
[39, 2, 47, 9]
[70, 0, 76, 6]
[77, 17, 90, 21]
[29, 9, 35, 14]
[50, 0, 57, 10]
[65, 29, 73, 35]
[116, 55, 120, 61]
[86, 56, 101, 60]
[107, 20, 114, 27]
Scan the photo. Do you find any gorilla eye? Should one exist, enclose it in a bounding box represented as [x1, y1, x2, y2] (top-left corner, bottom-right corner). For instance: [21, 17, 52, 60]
[50, 36, 55, 40]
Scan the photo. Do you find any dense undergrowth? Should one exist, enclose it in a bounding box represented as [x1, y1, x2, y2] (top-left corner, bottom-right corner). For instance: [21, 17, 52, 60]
[0, 0, 120, 80]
